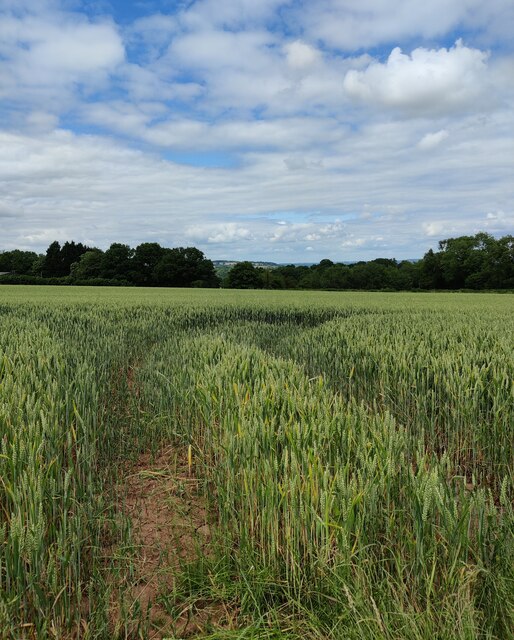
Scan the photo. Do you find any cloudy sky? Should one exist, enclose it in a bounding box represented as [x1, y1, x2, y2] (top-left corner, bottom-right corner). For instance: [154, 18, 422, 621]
[1, 0, 513, 261]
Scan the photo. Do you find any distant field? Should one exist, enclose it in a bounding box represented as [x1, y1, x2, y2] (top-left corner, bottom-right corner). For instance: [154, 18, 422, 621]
[0, 287, 512, 639]
[0, 283, 512, 310]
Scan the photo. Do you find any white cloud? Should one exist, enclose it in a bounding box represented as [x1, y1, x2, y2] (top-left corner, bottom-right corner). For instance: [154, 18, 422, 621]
[186, 223, 254, 244]
[0, 0, 513, 263]
[179, 0, 289, 30]
[484, 209, 514, 234]
[298, 0, 514, 51]
[343, 41, 489, 116]
[89, 113, 347, 152]
[284, 40, 321, 71]
[423, 221, 445, 237]
[0, 14, 124, 74]
[27, 22, 124, 73]
[168, 29, 275, 73]
[418, 129, 449, 150]
[1, 105, 507, 258]
[157, 25, 357, 117]
[341, 236, 366, 248]
[486, 210, 506, 220]
[0, 11, 124, 111]
[25, 110, 59, 132]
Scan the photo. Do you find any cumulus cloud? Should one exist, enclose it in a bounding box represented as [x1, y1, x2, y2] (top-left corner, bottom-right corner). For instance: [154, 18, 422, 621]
[0, 15, 124, 74]
[28, 22, 123, 73]
[284, 40, 321, 71]
[186, 223, 254, 244]
[343, 41, 489, 116]
[169, 28, 274, 73]
[1, 0, 513, 263]
[0, 10, 124, 112]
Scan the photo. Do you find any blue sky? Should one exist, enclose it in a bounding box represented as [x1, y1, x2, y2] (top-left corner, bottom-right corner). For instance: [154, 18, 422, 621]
[1, 0, 513, 261]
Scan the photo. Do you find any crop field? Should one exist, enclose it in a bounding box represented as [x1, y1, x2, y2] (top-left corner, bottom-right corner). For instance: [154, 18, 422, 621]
[0, 286, 512, 640]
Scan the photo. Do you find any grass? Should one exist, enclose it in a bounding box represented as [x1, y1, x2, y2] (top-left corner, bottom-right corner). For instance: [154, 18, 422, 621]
[0, 286, 512, 639]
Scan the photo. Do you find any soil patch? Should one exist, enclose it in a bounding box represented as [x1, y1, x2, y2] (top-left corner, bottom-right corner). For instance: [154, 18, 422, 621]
[111, 445, 231, 639]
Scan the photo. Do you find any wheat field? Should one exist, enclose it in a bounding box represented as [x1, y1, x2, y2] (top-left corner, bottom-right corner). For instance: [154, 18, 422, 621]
[0, 286, 512, 639]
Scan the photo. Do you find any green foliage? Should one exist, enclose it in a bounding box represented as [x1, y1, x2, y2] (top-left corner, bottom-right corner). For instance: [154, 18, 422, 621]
[42, 240, 90, 277]
[0, 249, 39, 275]
[0, 287, 512, 638]
[225, 261, 263, 289]
[70, 249, 104, 280]
[154, 246, 220, 287]
[3, 231, 514, 291]
[132, 242, 165, 285]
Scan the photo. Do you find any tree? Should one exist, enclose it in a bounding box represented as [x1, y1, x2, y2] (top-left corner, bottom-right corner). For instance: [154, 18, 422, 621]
[41, 240, 90, 277]
[101, 243, 135, 281]
[317, 259, 334, 271]
[420, 249, 443, 289]
[396, 260, 421, 289]
[347, 262, 388, 289]
[154, 247, 219, 287]
[0, 250, 38, 274]
[30, 255, 46, 277]
[225, 262, 262, 289]
[319, 264, 350, 289]
[438, 234, 484, 288]
[60, 241, 89, 275]
[275, 264, 307, 289]
[70, 249, 104, 280]
[42, 241, 64, 277]
[133, 243, 165, 285]
[259, 268, 285, 289]
[491, 235, 514, 288]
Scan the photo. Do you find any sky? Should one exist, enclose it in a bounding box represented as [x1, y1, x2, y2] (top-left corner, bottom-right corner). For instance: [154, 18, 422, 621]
[1, 0, 513, 262]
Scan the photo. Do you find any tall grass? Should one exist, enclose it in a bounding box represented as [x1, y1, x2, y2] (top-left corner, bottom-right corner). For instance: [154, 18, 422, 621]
[0, 289, 512, 638]
[137, 304, 513, 639]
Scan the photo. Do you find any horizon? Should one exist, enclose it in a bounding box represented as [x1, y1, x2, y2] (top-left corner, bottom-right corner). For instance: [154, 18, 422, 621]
[1, 0, 513, 262]
[4, 231, 507, 266]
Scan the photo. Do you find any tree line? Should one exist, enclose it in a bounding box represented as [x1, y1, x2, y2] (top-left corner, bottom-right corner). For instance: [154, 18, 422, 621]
[0, 241, 220, 287]
[0, 232, 513, 290]
[226, 233, 514, 290]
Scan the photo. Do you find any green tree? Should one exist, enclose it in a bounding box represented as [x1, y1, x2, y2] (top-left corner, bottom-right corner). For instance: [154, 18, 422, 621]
[259, 268, 285, 289]
[420, 249, 443, 289]
[30, 255, 46, 277]
[60, 241, 90, 275]
[347, 262, 387, 289]
[101, 243, 135, 281]
[319, 264, 350, 289]
[154, 247, 219, 287]
[492, 235, 514, 288]
[42, 241, 64, 277]
[396, 260, 421, 289]
[226, 262, 263, 289]
[133, 243, 165, 285]
[0, 250, 39, 274]
[275, 265, 307, 289]
[438, 234, 487, 288]
[70, 249, 104, 280]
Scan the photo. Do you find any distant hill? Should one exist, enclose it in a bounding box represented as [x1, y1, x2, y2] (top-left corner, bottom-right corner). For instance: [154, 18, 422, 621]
[214, 259, 420, 269]
[213, 260, 280, 268]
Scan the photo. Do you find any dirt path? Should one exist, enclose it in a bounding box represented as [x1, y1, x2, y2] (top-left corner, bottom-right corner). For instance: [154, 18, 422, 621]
[111, 445, 232, 639]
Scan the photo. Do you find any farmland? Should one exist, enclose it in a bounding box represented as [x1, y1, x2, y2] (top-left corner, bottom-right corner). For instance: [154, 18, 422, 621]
[0, 286, 512, 639]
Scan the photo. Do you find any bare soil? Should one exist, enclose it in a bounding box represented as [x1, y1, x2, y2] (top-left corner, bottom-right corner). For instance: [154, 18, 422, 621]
[110, 445, 233, 639]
